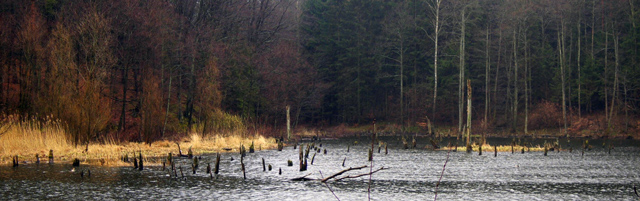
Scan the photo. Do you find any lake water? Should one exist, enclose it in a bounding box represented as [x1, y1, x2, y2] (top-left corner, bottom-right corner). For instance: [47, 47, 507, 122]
[2, 137, 640, 200]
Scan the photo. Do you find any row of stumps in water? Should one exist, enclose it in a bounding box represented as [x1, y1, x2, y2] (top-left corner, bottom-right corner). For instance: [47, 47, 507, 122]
[11, 150, 92, 178]
[448, 138, 611, 157]
[114, 140, 336, 180]
[12, 150, 55, 167]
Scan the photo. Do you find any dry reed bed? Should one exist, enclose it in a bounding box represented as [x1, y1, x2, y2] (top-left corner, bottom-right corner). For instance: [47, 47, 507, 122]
[0, 122, 276, 166]
[440, 144, 548, 152]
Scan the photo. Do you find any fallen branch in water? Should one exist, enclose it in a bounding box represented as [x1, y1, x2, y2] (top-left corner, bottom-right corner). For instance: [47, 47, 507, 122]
[289, 165, 389, 183]
[335, 166, 389, 181]
[321, 165, 368, 183]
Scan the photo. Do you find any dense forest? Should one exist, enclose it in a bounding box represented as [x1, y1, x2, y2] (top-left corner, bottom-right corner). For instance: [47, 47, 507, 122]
[0, 0, 638, 145]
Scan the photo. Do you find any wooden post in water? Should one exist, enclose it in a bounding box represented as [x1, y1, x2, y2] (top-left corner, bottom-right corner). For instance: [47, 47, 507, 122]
[206, 163, 211, 174]
[287, 160, 293, 166]
[311, 153, 316, 165]
[479, 146, 482, 155]
[134, 158, 138, 169]
[192, 157, 198, 174]
[49, 150, 54, 164]
[494, 145, 497, 157]
[262, 158, 266, 171]
[139, 152, 144, 171]
[268, 164, 272, 171]
[35, 154, 40, 164]
[342, 157, 346, 167]
[385, 143, 388, 155]
[287, 105, 291, 140]
[241, 154, 246, 179]
[347, 145, 350, 152]
[214, 153, 220, 175]
[12, 155, 18, 167]
[249, 141, 255, 153]
[544, 146, 548, 156]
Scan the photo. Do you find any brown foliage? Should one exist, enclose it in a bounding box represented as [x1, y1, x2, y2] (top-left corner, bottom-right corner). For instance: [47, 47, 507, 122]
[528, 100, 563, 130]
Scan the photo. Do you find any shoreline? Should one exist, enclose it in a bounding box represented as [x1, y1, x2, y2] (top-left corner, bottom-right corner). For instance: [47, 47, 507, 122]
[1, 134, 277, 167]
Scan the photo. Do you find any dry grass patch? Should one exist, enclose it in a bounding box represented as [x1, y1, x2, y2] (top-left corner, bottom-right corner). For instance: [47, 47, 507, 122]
[440, 144, 547, 152]
[0, 121, 276, 166]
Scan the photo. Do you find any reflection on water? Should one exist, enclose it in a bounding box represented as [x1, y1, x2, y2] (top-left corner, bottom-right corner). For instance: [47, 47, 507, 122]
[2, 137, 640, 200]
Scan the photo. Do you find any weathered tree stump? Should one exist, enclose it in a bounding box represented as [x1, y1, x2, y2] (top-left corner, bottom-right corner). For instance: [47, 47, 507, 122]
[287, 160, 293, 166]
[385, 143, 388, 155]
[192, 157, 199, 174]
[48, 150, 54, 164]
[138, 152, 144, 171]
[249, 141, 255, 153]
[214, 153, 221, 175]
[241, 155, 246, 179]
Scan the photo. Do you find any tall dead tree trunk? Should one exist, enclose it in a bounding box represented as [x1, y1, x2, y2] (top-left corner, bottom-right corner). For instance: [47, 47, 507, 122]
[484, 25, 490, 135]
[430, 0, 443, 122]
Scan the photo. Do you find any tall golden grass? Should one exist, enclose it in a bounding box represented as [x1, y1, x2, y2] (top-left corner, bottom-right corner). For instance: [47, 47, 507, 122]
[0, 117, 276, 166]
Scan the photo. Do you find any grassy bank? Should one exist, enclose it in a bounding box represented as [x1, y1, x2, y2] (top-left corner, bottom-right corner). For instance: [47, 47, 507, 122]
[0, 120, 276, 166]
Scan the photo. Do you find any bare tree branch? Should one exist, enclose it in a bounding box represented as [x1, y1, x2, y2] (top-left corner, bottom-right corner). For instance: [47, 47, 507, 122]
[335, 167, 389, 181]
[320, 165, 368, 183]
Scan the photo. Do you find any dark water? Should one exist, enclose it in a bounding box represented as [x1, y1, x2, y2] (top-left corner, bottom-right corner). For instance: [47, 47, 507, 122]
[2, 137, 640, 200]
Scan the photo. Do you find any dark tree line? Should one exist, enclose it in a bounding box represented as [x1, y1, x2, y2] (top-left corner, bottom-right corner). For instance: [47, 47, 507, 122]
[301, 0, 640, 136]
[1, 0, 639, 144]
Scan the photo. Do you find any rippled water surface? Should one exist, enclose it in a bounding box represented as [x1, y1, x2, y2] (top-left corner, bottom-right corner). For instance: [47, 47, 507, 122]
[2, 137, 640, 200]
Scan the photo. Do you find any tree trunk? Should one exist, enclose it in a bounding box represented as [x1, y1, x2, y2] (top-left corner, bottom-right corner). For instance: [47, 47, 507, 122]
[458, 7, 466, 134]
[484, 24, 490, 134]
[512, 28, 518, 133]
[431, 0, 442, 123]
